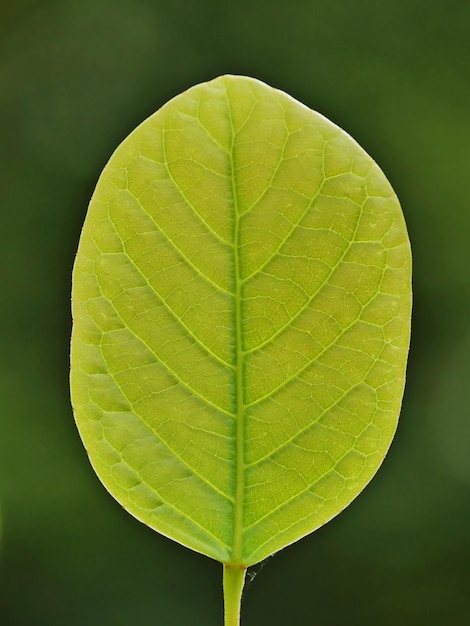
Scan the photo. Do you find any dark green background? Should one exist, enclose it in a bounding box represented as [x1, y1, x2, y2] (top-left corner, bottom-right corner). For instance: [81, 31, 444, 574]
[1, 1, 469, 624]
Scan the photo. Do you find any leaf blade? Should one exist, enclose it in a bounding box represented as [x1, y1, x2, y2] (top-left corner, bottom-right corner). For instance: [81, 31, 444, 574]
[70, 75, 411, 567]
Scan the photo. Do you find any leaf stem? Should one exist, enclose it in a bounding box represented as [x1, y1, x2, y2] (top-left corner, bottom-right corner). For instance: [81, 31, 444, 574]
[223, 564, 247, 626]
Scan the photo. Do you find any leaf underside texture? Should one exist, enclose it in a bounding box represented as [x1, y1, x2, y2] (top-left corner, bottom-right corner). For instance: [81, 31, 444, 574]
[70, 75, 412, 567]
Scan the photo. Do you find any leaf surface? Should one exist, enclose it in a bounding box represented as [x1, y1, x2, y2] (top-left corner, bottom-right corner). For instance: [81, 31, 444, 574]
[70, 75, 411, 566]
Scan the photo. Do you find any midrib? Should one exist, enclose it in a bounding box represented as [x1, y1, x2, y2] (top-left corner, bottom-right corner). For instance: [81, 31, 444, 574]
[226, 82, 245, 566]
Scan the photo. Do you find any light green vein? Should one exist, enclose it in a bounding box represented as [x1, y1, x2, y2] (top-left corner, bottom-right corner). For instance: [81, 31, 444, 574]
[110, 452, 231, 550]
[242, 154, 357, 285]
[105, 208, 235, 371]
[230, 92, 259, 137]
[95, 343, 235, 504]
[245, 338, 388, 468]
[161, 121, 234, 248]
[246, 259, 388, 408]
[241, 115, 291, 217]
[225, 77, 246, 567]
[194, 103, 230, 153]
[93, 270, 236, 419]
[243, 195, 366, 356]
[241, 191, 322, 284]
[125, 180, 234, 298]
[243, 412, 376, 535]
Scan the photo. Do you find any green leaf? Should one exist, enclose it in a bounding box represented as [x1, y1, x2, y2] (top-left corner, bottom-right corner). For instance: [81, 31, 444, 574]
[70, 75, 411, 569]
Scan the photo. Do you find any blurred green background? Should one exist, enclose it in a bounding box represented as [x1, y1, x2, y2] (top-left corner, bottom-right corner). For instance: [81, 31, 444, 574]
[1, 0, 469, 624]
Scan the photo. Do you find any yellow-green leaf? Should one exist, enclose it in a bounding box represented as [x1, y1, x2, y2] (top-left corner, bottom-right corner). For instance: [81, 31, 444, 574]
[70, 75, 411, 569]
